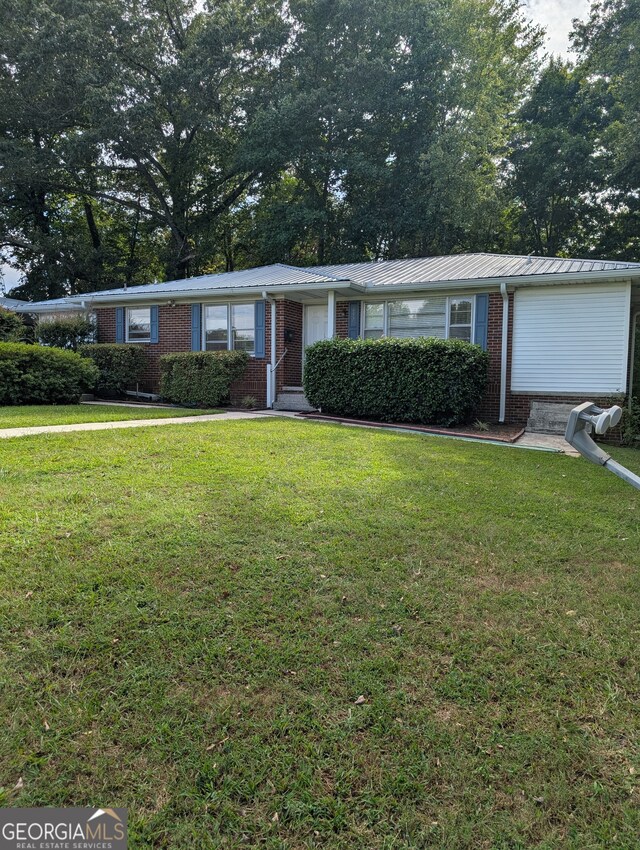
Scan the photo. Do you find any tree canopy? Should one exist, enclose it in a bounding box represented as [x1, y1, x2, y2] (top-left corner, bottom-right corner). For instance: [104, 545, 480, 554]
[0, 0, 638, 299]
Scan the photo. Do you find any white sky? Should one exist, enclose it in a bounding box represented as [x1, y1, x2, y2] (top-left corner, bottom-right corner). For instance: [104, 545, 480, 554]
[1, 0, 593, 295]
[525, 0, 592, 57]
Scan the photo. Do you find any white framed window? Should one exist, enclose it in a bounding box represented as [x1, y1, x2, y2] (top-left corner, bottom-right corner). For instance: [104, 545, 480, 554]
[361, 296, 475, 343]
[203, 303, 255, 356]
[126, 307, 151, 342]
[447, 298, 473, 342]
[363, 303, 384, 339]
[388, 297, 447, 339]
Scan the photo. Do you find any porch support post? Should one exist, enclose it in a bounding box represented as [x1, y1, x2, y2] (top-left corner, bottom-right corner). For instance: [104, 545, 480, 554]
[327, 289, 336, 338]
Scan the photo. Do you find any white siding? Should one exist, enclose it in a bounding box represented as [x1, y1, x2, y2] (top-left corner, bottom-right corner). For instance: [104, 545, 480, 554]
[511, 283, 631, 394]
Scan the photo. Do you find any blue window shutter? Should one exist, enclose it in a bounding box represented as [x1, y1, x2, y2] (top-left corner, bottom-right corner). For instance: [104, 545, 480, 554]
[254, 300, 266, 358]
[474, 294, 489, 350]
[116, 307, 125, 343]
[191, 304, 202, 351]
[348, 301, 361, 339]
[150, 306, 159, 343]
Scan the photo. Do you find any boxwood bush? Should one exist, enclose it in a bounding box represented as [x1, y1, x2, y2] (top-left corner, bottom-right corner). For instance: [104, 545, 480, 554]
[78, 343, 148, 397]
[160, 351, 249, 407]
[303, 337, 489, 427]
[0, 342, 99, 405]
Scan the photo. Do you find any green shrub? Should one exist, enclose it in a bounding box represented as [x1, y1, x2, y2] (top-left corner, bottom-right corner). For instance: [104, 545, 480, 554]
[160, 351, 249, 407]
[0, 342, 99, 405]
[621, 399, 640, 446]
[303, 337, 489, 427]
[38, 316, 95, 350]
[0, 308, 27, 342]
[78, 343, 148, 396]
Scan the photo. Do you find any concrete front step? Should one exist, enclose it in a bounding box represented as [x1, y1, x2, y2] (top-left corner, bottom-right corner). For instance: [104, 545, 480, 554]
[526, 401, 576, 435]
[273, 392, 317, 412]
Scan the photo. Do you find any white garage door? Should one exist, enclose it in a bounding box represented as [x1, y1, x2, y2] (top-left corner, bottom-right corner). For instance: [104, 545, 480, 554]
[511, 283, 630, 394]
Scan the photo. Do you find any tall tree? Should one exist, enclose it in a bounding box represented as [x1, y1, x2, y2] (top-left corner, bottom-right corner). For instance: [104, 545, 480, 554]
[0, 0, 287, 296]
[573, 0, 640, 259]
[504, 59, 608, 257]
[260, 0, 542, 263]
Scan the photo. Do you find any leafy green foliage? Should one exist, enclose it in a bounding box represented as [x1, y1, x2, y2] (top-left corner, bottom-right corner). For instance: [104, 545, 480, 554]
[160, 350, 249, 407]
[303, 337, 488, 426]
[78, 343, 147, 397]
[0, 307, 26, 342]
[506, 60, 609, 257]
[621, 399, 640, 446]
[37, 316, 95, 350]
[0, 342, 98, 404]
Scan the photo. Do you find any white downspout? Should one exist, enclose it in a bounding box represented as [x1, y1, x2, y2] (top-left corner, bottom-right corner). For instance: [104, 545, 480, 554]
[262, 290, 277, 408]
[327, 290, 336, 338]
[499, 282, 509, 424]
[629, 308, 639, 408]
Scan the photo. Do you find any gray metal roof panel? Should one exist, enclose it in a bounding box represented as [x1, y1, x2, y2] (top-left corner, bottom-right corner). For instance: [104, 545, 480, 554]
[0, 296, 26, 309]
[311, 253, 640, 286]
[17, 253, 640, 310]
[88, 263, 347, 300]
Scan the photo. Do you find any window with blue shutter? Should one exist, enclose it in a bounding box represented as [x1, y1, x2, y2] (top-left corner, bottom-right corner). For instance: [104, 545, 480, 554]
[474, 294, 489, 351]
[191, 304, 202, 351]
[254, 300, 266, 358]
[115, 307, 125, 343]
[150, 306, 159, 343]
[348, 301, 361, 339]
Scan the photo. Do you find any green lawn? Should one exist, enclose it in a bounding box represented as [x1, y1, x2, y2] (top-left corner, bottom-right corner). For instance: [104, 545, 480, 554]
[1, 419, 639, 849]
[0, 403, 219, 428]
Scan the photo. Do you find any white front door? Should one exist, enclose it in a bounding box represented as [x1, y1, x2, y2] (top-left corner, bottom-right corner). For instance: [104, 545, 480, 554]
[304, 304, 328, 350]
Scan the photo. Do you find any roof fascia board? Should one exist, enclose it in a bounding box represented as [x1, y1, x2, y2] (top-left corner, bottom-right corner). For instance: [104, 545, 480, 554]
[364, 269, 640, 293]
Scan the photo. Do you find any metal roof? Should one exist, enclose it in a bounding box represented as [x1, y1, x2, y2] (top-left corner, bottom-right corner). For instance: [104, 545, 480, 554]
[88, 263, 348, 301]
[0, 296, 28, 310]
[14, 253, 640, 311]
[311, 253, 640, 287]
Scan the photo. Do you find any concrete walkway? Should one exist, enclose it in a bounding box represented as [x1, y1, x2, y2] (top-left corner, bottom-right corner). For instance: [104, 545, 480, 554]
[514, 431, 579, 456]
[0, 407, 579, 456]
[0, 410, 270, 439]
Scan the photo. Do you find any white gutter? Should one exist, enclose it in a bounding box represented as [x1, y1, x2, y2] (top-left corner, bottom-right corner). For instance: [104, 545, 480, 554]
[499, 282, 509, 424]
[262, 290, 278, 408]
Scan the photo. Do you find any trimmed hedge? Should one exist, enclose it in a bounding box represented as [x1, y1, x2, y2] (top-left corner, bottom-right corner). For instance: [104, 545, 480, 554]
[160, 351, 249, 407]
[38, 316, 95, 350]
[303, 337, 489, 427]
[0, 308, 26, 342]
[0, 342, 99, 405]
[79, 343, 147, 396]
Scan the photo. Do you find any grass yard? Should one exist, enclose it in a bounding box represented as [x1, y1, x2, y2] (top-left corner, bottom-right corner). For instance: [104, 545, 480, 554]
[0, 403, 219, 428]
[1, 419, 639, 849]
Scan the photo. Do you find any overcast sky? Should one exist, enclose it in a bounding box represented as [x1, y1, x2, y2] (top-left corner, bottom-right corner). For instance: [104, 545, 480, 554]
[525, 0, 591, 57]
[1, 0, 593, 295]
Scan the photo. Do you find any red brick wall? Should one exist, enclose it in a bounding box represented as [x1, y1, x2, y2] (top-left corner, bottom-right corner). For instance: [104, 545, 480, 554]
[279, 300, 303, 389]
[95, 304, 269, 406]
[336, 301, 349, 339]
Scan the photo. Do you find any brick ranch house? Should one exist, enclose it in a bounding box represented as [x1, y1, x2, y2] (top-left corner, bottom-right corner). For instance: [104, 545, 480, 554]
[16, 253, 640, 425]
